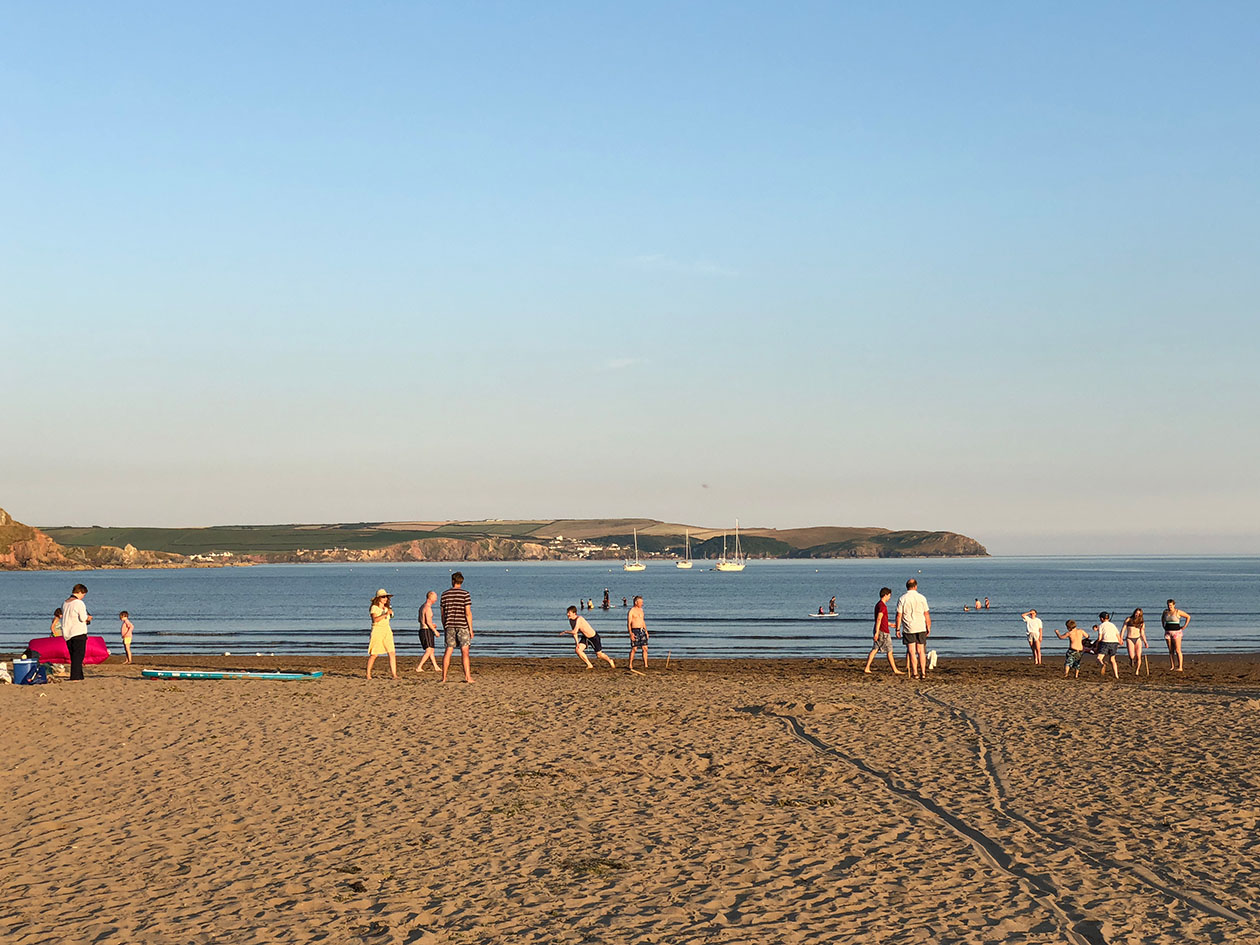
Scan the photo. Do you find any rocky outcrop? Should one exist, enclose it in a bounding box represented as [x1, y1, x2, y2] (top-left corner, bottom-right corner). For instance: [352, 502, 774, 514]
[793, 531, 988, 558]
[1, 507, 213, 570]
[0, 508, 83, 569]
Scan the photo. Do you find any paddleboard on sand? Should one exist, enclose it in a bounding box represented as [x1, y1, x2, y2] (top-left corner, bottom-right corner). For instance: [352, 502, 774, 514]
[141, 669, 324, 681]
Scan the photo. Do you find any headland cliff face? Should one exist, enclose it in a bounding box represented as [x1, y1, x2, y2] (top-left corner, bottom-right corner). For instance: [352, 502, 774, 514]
[244, 537, 556, 564]
[1, 508, 206, 571]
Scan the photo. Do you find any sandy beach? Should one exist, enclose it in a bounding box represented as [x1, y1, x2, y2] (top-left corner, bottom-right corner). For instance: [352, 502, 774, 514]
[4, 655, 1260, 944]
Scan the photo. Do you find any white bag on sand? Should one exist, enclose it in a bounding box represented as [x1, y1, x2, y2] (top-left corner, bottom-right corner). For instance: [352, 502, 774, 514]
[928, 650, 938, 670]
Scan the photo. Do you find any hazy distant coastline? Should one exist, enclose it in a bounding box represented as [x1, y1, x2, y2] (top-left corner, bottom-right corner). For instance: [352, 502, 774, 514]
[20, 516, 987, 570]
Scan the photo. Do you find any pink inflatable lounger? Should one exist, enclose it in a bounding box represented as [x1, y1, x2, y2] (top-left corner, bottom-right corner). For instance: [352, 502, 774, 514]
[27, 636, 112, 665]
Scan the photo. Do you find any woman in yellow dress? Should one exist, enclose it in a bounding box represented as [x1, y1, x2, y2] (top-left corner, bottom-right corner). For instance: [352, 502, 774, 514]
[366, 589, 397, 679]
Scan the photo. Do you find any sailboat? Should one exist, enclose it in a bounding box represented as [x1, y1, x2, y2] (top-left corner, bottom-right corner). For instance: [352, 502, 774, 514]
[715, 519, 747, 572]
[623, 528, 646, 572]
[675, 530, 693, 569]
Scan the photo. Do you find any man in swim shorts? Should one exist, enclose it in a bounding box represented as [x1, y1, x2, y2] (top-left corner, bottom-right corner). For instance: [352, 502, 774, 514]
[1162, 599, 1191, 672]
[627, 595, 649, 670]
[562, 606, 616, 669]
[1095, 612, 1121, 679]
[440, 572, 474, 683]
[1055, 620, 1089, 679]
[864, 587, 902, 675]
[895, 579, 931, 679]
[416, 590, 439, 673]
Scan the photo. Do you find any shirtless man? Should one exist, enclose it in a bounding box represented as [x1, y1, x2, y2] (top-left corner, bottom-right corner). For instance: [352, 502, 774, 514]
[828, 596, 836, 615]
[1161, 599, 1191, 672]
[1055, 619, 1089, 678]
[562, 606, 616, 669]
[416, 590, 439, 673]
[627, 595, 649, 670]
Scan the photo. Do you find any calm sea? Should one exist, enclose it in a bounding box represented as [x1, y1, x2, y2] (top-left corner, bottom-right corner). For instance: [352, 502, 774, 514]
[2, 557, 1257, 660]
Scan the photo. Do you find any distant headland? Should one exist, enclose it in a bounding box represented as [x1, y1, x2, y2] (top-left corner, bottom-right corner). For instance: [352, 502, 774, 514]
[3, 508, 987, 570]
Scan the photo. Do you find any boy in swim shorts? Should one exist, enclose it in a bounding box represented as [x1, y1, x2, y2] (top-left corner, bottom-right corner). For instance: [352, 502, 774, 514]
[1055, 620, 1089, 678]
[119, 611, 134, 664]
[562, 606, 615, 669]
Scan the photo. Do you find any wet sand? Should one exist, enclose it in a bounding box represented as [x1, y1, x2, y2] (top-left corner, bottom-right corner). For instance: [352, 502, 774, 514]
[4, 654, 1260, 944]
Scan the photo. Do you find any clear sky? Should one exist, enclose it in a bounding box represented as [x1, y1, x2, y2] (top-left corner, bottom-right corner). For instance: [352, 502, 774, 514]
[3, 2, 1258, 554]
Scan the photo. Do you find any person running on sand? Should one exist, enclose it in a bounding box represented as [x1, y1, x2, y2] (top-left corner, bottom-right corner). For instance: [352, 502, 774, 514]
[864, 587, 903, 675]
[416, 591, 439, 673]
[896, 579, 931, 679]
[1055, 619, 1089, 678]
[1094, 612, 1121, 679]
[50, 607, 63, 638]
[1021, 609, 1043, 665]
[367, 589, 397, 679]
[441, 572, 474, 683]
[119, 611, 135, 664]
[627, 595, 649, 670]
[1122, 608, 1147, 675]
[562, 606, 616, 669]
[1161, 599, 1190, 672]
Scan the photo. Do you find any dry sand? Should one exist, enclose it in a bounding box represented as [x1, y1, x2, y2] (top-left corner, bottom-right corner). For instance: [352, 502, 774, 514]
[4, 654, 1260, 944]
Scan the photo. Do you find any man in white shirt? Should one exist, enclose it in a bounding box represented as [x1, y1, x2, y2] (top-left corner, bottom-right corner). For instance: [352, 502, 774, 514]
[1095, 611, 1121, 679]
[1021, 609, 1044, 665]
[895, 578, 932, 679]
[61, 583, 93, 680]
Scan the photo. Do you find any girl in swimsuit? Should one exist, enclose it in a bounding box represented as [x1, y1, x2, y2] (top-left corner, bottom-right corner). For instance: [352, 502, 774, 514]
[1161, 599, 1190, 672]
[1122, 608, 1146, 675]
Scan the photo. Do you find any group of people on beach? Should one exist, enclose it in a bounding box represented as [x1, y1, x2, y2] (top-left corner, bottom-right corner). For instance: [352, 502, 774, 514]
[365, 571, 475, 683]
[862, 580, 1193, 681]
[559, 595, 650, 670]
[1038, 600, 1191, 678]
[43, 583, 134, 680]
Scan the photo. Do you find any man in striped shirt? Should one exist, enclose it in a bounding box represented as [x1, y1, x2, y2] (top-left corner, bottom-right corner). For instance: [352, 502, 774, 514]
[440, 572, 474, 683]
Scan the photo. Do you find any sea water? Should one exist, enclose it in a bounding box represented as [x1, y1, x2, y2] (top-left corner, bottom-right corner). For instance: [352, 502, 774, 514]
[2, 557, 1258, 660]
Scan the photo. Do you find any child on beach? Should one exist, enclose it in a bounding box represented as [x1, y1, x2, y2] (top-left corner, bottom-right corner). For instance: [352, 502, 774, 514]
[1020, 609, 1043, 665]
[416, 591, 439, 673]
[50, 607, 63, 637]
[119, 611, 134, 664]
[1122, 609, 1147, 675]
[562, 606, 616, 669]
[864, 587, 902, 675]
[1055, 620, 1089, 678]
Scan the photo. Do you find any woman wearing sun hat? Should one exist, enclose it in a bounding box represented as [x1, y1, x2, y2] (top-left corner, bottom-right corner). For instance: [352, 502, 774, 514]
[367, 589, 397, 679]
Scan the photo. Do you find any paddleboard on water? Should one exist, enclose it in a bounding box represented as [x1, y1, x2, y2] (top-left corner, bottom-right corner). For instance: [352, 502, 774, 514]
[141, 669, 324, 681]
[808, 613, 839, 618]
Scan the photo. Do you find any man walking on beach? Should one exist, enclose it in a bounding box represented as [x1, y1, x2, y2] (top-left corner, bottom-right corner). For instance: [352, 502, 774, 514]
[864, 587, 902, 675]
[61, 583, 92, 680]
[895, 579, 931, 679]
[627, 595, 649, 670]
[440, 572, 474, 683]
[416, 590, 439, 673]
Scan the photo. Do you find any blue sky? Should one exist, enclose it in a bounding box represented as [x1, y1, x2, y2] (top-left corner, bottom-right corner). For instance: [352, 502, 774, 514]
[3, 2, 1257, 553]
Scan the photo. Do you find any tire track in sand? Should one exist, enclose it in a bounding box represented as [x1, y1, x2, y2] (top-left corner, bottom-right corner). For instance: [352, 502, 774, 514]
[917, 689, 1252, 927]
[755, 707, 1106, 945]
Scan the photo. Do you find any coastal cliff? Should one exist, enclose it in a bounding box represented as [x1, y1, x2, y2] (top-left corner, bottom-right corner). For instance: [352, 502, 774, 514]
[1, 507, 218, 571]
